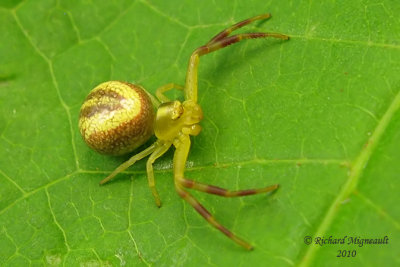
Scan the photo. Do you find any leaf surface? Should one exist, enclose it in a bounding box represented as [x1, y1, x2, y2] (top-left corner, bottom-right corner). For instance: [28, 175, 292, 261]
[1, 0, 399, 266]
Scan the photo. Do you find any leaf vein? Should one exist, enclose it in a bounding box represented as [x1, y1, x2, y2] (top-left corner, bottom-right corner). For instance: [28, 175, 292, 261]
[356, 192, 400, 230]
[45, 188, 71, 251]
[12, 11, 80, 170]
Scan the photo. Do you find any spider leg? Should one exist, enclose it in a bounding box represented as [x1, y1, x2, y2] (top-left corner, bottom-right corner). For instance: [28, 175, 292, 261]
[185, 32, 289, 102]
[198, 32, 289, 56]
[178, 178, 279, 197]
[146, 141, 172, 207]
[175, 185, 253, 250]
[172, 134, 253, 249]
[206, 13, 271, 45]
[99, 142, 158, 185]
[156, 83, 184, 103]
[172, 133, 191, 179]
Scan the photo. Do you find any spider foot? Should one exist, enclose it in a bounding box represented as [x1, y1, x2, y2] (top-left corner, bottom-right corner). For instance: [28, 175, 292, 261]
[151, 188, 162, 207]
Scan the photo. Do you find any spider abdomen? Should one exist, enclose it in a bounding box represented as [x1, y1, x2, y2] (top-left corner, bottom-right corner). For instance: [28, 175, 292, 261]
[79, 81, 155, 155]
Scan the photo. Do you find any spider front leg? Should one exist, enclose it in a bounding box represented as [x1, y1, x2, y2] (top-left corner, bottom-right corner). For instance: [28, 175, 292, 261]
[178, 178, 279, 197]
[156, 83, 184, 103]
[175, 184, 254, 250]
[173, 133, 254, 250]
[206, 13, 272, 45]
[184, 14, 289, 102]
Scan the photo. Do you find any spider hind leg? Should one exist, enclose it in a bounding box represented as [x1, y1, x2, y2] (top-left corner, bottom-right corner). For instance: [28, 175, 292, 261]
[145, 141, 172, 207]
[99, 143, 158, 185]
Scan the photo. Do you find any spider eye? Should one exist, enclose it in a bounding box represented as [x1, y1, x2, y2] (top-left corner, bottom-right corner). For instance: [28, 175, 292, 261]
[171, 101, 184, 120]
[154, 101, 184, 140]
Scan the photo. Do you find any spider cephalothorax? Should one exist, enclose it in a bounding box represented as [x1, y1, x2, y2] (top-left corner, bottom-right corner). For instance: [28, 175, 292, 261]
[154, 100, 203, 141]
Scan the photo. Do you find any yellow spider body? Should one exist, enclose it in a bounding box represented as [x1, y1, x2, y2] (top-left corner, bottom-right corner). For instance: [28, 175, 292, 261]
[79, 81, 154, 155]
[79, 14, 289, 250]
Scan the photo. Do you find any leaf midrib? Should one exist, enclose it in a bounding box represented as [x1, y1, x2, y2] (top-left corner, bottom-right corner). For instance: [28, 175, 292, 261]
[299, 89, 400, 266]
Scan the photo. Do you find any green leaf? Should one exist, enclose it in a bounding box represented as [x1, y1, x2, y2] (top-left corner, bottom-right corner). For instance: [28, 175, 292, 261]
[1, 0, 399, 266]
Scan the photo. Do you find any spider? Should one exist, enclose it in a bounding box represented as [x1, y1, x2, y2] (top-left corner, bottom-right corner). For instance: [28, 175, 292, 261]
[79, 13, 289, 250]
